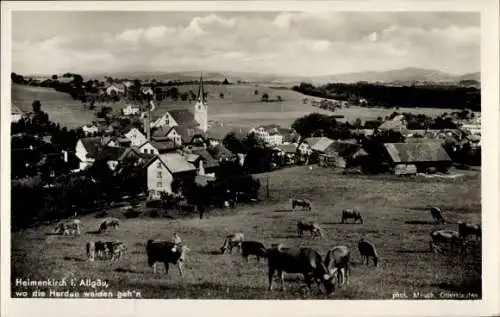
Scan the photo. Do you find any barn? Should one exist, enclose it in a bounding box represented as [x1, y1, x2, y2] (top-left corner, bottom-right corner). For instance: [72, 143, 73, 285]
[383, 142, 452, 174]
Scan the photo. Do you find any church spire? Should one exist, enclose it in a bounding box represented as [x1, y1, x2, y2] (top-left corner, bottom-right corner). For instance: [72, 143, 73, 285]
[197, 73, 205, 103]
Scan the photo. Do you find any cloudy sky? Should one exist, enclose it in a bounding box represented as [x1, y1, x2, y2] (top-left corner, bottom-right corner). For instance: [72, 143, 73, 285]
[12, 11, 480, 76]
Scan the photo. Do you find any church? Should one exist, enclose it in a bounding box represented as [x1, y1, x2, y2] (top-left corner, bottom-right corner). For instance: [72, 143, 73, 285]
[142, 75, 208, 145]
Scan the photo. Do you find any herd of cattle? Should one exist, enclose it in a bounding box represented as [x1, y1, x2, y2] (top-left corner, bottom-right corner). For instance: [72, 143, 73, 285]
[51, 201, 481, 296]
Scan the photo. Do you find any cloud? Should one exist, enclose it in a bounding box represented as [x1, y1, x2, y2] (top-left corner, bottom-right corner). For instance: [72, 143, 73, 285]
[12, 12, 480, 76]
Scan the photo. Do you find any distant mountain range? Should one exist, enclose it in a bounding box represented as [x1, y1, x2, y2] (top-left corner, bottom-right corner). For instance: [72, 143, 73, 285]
[90, 67, 480, 86]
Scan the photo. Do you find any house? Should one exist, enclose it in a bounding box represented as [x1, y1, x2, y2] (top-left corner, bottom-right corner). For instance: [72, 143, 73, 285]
[145, 75, 208, 132]
[151, 124, 204, 146]
[146, 152, 198, 199]
[125, 128, 147, 147]
[122, 105, 141, 116]
[299, 137, 334, 155]
[249, 124, 284, 146]
[273, 143, 298, 165]
[319, 140, 360, 169]
[460, 123, 481, 136]
[383, 142, 452, 174]
[142, 87, 154, 96]
[101, 136, 131, 148]
[377, 115, 408, 135]
[75, 137, 102, 170]
[207, 143, 237, 163]
[106, 83, 125, 96]
[188, 148, 220, 176]
[138, 139, 180, 156]
[11, 105, 23, 123]
[82, 124, 99, 136]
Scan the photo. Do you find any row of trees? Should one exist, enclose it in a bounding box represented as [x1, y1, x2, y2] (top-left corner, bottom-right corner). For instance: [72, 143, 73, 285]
[292, 82, 481, 111]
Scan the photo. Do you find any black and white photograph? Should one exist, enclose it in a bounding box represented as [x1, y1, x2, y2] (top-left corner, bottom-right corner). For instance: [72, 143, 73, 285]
[1, 0, 499, 316]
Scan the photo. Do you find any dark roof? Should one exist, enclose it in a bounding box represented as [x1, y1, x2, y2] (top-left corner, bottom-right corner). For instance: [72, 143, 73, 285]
[169, 109, 198, 127]
[98, 146, 128, 161]
[324, 140, 360, 158]
[207, 143, 236, 161]
[191, 148, 220, 169]
[150, 139, 179, 153]
[80, 137, 102, 158]
[174, 125, 205, 143]
[151, 126, 174, 138]
[384, 143, 452, 163]
[275, 144, 298, 153]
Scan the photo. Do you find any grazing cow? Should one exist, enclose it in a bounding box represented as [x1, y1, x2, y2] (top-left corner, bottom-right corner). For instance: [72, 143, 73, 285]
[324, 246, 351, 287]
[430, 207, 446, 224]
[297, 220, 324, 238]
[241, 241, 268, 263]
[266, 246, 334, 294]
[341, 209, 364, 224]
[430, 230, 464, 253]
[220, 232, 245, 254]
[54, 219, 81, 236]
[109, 241, 127, 262]
[290, 199, 312, 211]
[87, 240, 122, 261]
[358, 238, 379, 266]
[98, 217, 120, 233]
[146, 239, 190, 276]
[458, 222, 481, 240]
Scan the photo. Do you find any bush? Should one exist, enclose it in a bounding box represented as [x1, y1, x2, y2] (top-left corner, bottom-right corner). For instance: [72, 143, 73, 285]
[123, 208, 141, 218]
[149, 209, 159, 218]
[94, 211, 108, 218]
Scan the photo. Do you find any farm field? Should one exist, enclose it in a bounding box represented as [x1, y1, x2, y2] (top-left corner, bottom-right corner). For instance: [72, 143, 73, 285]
[11, 166, 481, 299]
[11, 83, 461, 130]
[11, 84, 96, 129]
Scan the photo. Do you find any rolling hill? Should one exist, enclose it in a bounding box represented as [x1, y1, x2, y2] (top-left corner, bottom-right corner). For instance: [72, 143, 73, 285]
[89, 67, 480, 86]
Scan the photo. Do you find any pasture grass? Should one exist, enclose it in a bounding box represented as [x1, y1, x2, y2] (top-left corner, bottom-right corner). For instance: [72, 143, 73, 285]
[11, 166, 481, 299]
[12, 83, 460, 130]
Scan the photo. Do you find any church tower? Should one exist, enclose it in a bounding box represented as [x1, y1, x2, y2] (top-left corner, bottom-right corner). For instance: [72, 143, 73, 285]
[194, 73, 208, 132]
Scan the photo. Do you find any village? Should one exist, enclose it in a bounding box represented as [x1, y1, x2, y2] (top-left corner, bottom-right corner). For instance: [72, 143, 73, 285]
[11, 73, 481, 214]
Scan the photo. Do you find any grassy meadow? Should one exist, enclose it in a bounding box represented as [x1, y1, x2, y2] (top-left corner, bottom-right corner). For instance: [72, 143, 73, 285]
[11, 166, 481, 299]
[11, 83, 460, 130]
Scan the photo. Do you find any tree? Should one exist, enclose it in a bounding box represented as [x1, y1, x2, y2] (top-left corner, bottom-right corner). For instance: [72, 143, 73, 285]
[277, 95, 283, 102]
[261, 93, 269, 102]
[219, 92, 224, 99]
[180, 92, 189, 101]
[32, 100, 42, 113]
[52, 75, 58, 80]
[254, 90, 259, 95]
[222, 78, 230, 85]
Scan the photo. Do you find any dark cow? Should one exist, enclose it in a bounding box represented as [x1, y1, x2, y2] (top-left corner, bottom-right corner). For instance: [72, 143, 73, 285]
[220, 232, 245, 254]
[324, 246, 351, 287]
[430, 230, 464, 253]
[241, 241, 268, 263]
[266, 246, 334, 294]
[98, 217, 120, 233]
[291, 198, 312, 211]
[146, 239, 190, 276]
[458, 222, 481, 240]
[341, 209, 364, 224]
[358, 238, 379, 266]
[430, 207, 446, 224]
[297, 220, 324, 238]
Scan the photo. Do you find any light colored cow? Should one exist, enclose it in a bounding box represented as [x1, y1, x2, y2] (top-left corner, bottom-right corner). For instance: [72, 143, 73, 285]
[220, 232, 245, 254]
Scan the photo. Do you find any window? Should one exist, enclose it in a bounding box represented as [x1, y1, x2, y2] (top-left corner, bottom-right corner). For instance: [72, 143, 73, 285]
[156, 162, 162, 168]
[156, 182, 163, 188]
[157, 171, 162, 178]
